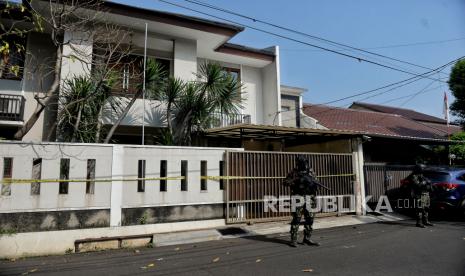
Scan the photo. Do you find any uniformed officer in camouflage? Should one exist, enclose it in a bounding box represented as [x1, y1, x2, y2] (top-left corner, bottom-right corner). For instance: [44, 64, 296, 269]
[407, 164, 434, 228]
[283, 155, 327, 247]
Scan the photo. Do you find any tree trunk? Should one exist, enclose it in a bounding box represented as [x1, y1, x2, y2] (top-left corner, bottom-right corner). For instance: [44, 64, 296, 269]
[71, 105, 83, 142]
[166, 102, 172, 136]
[95, 105, 104, 143]
[14, 45, 63, 140]
[103, 89, 143, 143]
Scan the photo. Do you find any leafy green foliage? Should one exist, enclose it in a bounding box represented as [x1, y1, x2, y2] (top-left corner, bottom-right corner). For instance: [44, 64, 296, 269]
[449, 59, 465, 125]
[450, 131, 465, 161]
[1, 1, 44, 78]
[57, 75, 118, 143]
[150, 61, 244, 146]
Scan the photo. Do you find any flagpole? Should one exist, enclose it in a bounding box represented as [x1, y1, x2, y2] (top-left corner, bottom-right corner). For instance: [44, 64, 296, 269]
[142, 23, 148, 145]
[444, 91, 451, 165]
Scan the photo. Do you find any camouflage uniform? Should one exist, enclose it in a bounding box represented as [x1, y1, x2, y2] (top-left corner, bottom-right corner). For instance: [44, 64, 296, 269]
[407, 166, 433, 228]
[283, 156, 322, 247]
[290, 194, 316, 244]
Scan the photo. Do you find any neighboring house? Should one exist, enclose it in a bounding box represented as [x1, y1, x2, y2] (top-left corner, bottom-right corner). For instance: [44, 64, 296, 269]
[349, 102, 462, 136]
[0, 1, 282, 142]
[280, 85, 323, 129]
[303, 103, 452, 163]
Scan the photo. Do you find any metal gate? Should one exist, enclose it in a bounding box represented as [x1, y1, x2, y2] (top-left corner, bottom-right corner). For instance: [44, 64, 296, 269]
[225, 151, 356, 224]
[364, 163, 413, 204]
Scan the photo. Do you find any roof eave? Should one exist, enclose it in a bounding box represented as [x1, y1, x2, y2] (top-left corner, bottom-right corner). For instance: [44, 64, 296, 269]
[215, 43, 275, 62]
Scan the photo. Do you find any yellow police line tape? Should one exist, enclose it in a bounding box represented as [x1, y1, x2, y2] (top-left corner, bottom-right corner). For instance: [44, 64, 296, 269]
[0, 174, 355, 184]
[0, 176, 185, 184]
[202, 174, 355, 180]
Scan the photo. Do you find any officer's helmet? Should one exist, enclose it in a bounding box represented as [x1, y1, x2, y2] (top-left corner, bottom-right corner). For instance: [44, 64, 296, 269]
[413, 164, 426, 173]
[296, 155, 309, 172]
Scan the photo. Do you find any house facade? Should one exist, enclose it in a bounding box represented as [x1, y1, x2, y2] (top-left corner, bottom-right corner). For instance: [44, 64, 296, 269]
[0, 1, 282, 143]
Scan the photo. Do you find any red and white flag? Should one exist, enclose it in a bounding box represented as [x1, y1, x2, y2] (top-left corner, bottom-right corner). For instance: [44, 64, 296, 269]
[443, 92, 449, 125]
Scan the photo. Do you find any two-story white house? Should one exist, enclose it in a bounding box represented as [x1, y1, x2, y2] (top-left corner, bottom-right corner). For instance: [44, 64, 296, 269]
[0, 1, 287, 143]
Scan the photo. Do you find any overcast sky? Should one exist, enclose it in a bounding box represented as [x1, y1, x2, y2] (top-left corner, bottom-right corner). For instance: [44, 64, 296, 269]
[115, 0, 465, 119]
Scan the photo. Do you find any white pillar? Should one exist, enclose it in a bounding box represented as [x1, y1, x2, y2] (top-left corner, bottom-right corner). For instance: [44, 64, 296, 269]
[60, 30, 93, 80]
[352, 138, 366, 215]
[110, 145, 124, 227]
[173, 39, 197, 81]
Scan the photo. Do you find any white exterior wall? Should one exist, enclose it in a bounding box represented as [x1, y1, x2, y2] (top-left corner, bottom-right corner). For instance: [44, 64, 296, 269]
[121, 146, 227, 207]
[102, 98, 166, 128]
[241, 66, 263, 124]
[0, 141, 241, 214]
[261, 46, 281, 125]
[281, 97, 298, 128]
[174, 39, 197, 81]
[60, 31, 93, 80]
[0, 142, 113, 212]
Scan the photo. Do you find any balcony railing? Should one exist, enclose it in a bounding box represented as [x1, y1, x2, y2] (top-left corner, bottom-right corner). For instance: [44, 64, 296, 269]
[0, 94, 25, 122]
[209, 113, 251, 128]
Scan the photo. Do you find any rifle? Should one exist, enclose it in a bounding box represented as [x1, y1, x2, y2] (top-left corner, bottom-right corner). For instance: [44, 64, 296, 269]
[301, 174, 331, 191]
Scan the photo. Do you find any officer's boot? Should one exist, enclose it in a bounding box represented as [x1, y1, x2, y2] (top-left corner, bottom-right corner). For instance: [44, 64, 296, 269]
[289, 231, 298, 247]
[302, 230, 320, 246]
[416, 211, 425, 228]
[423, 211, 434, 226]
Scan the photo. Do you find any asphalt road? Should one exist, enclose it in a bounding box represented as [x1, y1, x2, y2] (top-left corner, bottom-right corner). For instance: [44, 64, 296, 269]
[1, 219, 464, 276]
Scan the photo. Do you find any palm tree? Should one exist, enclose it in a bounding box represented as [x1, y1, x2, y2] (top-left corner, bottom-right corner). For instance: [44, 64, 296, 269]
[156, 77, 185, 137]
[171, 61, 244, 146]
[56, 74, 117, 143]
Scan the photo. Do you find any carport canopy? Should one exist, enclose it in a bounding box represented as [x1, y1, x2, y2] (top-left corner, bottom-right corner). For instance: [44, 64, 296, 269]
[204, 124, 459, 145]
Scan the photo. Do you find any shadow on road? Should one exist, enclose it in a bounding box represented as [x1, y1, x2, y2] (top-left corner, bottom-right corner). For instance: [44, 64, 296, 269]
[241, 234, 291, 246]
[376, 220, 418, 228]
[378, 212, 465, 228]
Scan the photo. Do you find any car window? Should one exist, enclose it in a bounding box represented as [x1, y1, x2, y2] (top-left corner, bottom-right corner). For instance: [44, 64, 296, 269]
[456, 173, 465, 181]
[423, 172, 450, 183]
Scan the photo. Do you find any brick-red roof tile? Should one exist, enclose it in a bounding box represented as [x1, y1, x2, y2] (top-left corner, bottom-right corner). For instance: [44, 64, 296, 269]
[303, 104, 452, 140]
[350, 102, 447, 124]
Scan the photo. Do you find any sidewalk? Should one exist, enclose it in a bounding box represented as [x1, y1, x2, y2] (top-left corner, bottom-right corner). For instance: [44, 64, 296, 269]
[0, 212, 410, 258]
[153, 212, 410, 247]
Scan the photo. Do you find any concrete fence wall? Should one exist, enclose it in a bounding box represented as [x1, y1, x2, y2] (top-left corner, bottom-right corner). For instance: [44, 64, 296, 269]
[0, 141, 242, 232]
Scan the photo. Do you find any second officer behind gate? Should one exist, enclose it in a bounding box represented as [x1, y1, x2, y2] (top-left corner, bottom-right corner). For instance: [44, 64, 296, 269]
[283, 155, 329, 247]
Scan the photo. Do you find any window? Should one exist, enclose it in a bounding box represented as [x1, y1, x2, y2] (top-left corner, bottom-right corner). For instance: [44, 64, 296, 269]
[59, 159, 70, 194]
[160, 160, 167, 192]
[0, 35, 26, 80]
[138, 160, 146, 192]
[221, 67, 241, 103]
[31, 158, 42, 195]
[222, 67, 240, 81]
[281, 106, 291, 112]
[86, 159, 96, 194]
[201, 161, 207, 191]
[105, 55, 171, 96]
[181, 160, 188, 191]
[219, 161, 225, 190]
[122, 64, 130, 91]
[1, 157, 13, 196]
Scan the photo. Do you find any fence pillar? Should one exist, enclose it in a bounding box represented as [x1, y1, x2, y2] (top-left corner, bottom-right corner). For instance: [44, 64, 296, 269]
[110, 145, 124, 227]
[352, 138, 366, 215]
